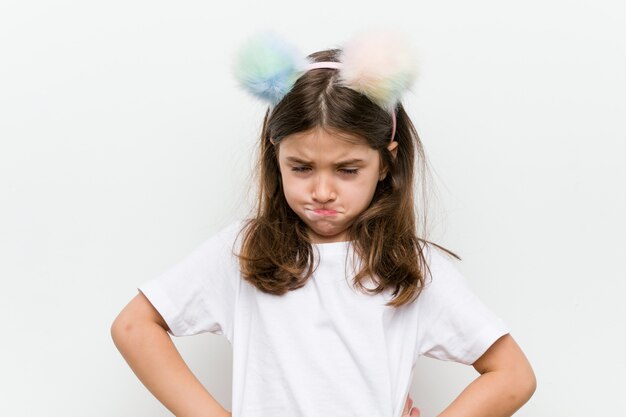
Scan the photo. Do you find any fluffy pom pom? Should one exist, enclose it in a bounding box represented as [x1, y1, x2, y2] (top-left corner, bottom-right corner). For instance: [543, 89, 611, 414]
[338, 30, 418, 111]
[233, 32, 307, 105]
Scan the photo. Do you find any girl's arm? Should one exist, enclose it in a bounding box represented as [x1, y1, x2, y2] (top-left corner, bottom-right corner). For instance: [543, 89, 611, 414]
[111, 292, 231, 417]
[437, 334, 536, 417]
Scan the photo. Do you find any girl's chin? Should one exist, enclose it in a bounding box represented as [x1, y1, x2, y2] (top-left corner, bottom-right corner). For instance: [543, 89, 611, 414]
[306, 225, 349, 243]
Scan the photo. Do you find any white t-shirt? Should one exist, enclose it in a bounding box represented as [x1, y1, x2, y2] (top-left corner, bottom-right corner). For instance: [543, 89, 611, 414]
[138, 221, 509, 417]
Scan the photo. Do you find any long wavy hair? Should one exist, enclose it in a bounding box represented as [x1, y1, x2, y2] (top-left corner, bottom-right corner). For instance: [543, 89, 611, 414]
[235, 48, 460, 307]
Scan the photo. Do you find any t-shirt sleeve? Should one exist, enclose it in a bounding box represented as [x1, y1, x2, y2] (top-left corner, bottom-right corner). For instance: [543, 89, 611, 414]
[415, 244, 510, 365]
[137, 221, 243, 342]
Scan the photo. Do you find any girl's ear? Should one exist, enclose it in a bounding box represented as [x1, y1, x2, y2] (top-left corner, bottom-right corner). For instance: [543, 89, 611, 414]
[387, 140, 398, 159]
[379, 141, 399, 181]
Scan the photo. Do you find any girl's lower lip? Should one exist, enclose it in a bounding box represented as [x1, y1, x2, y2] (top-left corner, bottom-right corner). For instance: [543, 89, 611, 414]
[313, 209, 337, 215]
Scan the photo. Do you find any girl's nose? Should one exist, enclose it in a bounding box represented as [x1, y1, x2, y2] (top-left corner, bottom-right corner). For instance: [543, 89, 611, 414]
[311, 173, 337, 203]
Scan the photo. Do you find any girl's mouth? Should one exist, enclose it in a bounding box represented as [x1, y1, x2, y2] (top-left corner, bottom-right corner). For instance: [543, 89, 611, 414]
[313, 209, 338, 215]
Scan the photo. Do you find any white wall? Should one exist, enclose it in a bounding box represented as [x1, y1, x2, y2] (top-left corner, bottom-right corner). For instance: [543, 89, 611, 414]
[1, 0, 624, 416]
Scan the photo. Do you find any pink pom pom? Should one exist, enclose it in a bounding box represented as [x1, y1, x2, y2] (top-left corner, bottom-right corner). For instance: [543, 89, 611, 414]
[338, 30, 418, 111]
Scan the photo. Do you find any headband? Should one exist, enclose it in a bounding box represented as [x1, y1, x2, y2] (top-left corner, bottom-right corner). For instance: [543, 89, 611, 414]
[303, 60, 397, 142]
[233, 31, 418, 143]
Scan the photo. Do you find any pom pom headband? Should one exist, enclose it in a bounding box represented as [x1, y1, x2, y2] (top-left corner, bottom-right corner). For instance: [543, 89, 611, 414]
[233, 31, 418, 142]
[305, 60, 402, 141]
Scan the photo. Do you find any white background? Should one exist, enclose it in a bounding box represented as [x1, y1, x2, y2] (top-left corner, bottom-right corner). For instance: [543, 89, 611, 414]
[1, 0, 624, 416]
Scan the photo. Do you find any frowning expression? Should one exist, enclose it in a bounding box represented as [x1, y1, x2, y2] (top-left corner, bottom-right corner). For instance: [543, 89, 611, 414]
[276, 127, 397, 243]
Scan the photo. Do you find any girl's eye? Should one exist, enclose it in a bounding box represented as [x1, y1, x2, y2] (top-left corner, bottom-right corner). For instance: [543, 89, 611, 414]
[340, 168, 359, 175]
[291, 166, 311, 173]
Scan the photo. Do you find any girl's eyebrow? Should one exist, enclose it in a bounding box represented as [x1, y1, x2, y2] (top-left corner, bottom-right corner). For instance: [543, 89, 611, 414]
[336, 158, 365, 166]
[285, 156, 311, 165]
[285, 156, 366, 166]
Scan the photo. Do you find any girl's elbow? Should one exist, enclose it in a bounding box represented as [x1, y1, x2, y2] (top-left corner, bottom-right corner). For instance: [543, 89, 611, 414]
[515, 366, 537, 403]
[110, 314, 128, 346]
[525, 368, 537, 399]
[110, 311, 139, 347]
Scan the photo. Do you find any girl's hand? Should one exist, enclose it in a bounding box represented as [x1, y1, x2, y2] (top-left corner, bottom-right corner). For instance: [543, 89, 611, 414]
[402, 393, 421, 417]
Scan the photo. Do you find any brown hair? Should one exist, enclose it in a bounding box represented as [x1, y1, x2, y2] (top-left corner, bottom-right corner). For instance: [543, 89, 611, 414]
[235, 48, 460, 307]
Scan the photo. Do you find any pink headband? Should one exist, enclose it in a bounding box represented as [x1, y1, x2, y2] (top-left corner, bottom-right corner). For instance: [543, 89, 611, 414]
[304, 61, 397, 143]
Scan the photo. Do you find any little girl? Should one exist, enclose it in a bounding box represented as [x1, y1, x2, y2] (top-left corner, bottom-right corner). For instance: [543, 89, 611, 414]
[111, 31, 536, 417]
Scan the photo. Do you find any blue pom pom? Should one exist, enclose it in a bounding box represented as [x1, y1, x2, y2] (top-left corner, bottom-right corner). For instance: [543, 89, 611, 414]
[233, 32, 305, 105]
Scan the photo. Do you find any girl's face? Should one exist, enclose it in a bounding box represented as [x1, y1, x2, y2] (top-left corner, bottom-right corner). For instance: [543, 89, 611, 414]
[276, 127, 397, 244]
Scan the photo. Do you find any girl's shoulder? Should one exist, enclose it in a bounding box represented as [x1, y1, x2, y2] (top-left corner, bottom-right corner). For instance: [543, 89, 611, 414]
[183, 219, 248, 261]
[419, 241, 469, 291]
[208, 219, 248, 243]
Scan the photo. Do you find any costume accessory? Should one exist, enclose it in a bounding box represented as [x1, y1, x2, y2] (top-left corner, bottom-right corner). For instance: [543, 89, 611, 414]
[233, 30, 418, 142]
[303, 61, 401, 141]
